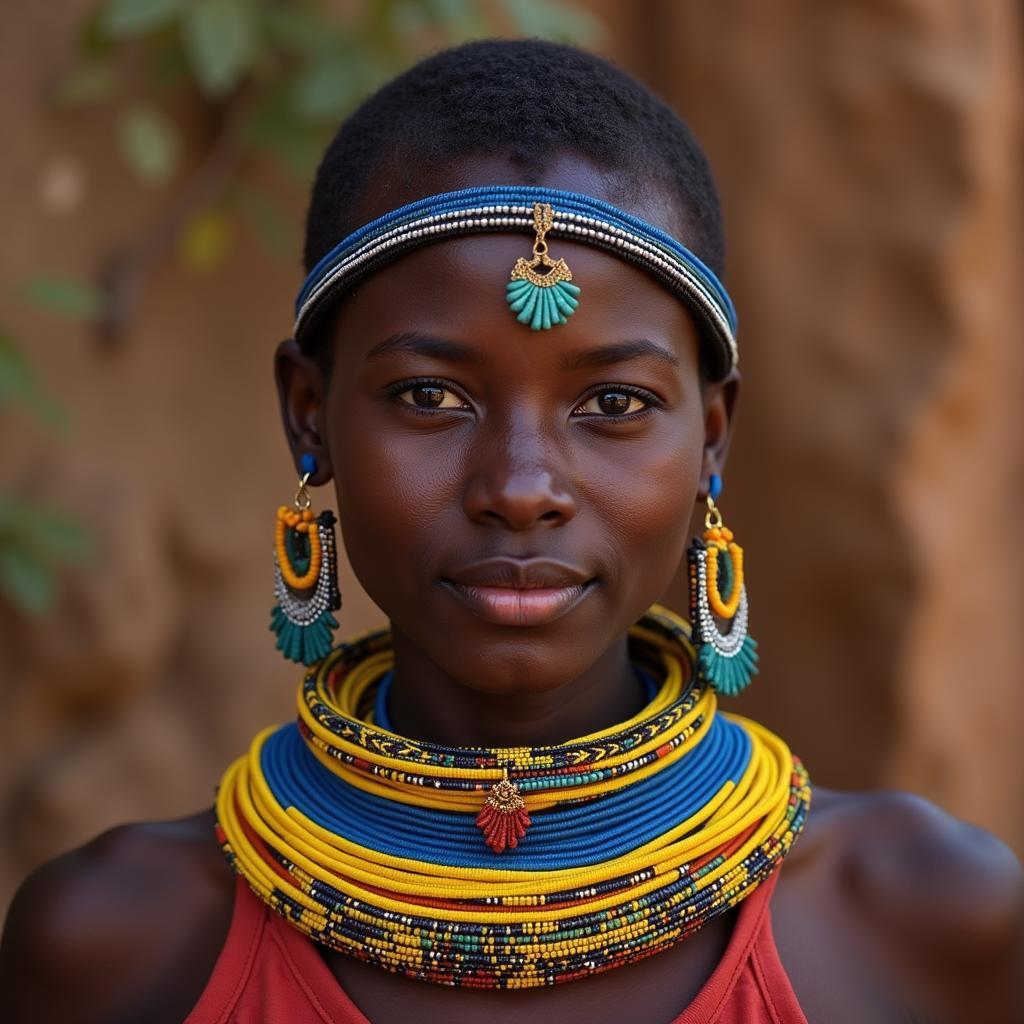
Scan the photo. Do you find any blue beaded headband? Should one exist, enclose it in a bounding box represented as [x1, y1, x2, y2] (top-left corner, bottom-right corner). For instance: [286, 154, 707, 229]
[295, 185, 739, 379]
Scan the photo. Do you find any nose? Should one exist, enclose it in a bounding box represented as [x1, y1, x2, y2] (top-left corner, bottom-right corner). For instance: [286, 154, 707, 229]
[462, 429, 578, 530]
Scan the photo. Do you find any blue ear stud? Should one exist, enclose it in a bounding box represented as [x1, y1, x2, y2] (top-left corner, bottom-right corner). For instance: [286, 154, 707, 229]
[506, 203, 581, 330]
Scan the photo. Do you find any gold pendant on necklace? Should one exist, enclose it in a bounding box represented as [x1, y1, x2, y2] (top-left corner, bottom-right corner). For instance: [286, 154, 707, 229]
[476, 769, 531, 853]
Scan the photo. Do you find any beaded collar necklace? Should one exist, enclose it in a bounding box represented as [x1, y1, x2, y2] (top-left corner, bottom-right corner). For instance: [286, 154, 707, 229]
[216, 606, 810, 988]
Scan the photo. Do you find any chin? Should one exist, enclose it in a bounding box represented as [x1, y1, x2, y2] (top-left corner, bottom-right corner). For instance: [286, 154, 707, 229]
[438, 642, 591, 696]
[425, 600, 623, 695]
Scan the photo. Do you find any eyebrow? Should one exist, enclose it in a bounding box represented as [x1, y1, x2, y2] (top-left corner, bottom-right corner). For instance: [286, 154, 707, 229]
[365, 331, 680, 371]
[561, 339, 680, 371]
[366, 331, 475, 363]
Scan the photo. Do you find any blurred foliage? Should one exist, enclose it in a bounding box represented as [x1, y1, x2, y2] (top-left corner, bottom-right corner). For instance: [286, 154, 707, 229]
[4, 278, 101, 614]
[116, 103, 182, 183]
[2, 0, 600, 616]
[0, 330, 68, 430]
[21, 276, 106, 321]
[53, 0, 601, 274]
[0, 330, 93, 616]
[0, 495, 92, 616]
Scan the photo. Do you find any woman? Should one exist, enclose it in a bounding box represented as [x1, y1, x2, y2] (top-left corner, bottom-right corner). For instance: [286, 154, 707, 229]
[1, 39, 1020, 1024]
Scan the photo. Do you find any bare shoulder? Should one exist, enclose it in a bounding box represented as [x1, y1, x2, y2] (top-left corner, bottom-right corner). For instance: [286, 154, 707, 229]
[813, 788, 1022, 940]
[0, 809, 235, 1024]
[778, 786, 1023, 1024]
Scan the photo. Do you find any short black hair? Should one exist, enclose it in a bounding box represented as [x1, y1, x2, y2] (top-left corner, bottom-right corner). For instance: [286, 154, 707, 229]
[303, 38, 725, 352]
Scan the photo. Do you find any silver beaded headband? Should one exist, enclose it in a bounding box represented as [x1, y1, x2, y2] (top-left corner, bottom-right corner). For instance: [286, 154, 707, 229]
[295, 186, 738, 380]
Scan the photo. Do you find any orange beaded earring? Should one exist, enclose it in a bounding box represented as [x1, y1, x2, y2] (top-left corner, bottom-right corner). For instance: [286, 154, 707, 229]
[270, 454, 341, 665]
[686, 474, 758, 695]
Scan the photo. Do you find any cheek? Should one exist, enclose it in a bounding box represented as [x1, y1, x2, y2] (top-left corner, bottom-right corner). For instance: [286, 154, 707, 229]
[582, 413, 703, 597]
[326, 397, 464, 591]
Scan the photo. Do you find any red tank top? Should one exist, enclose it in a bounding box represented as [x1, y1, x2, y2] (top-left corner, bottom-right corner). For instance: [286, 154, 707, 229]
[185, 870, 806, 1023]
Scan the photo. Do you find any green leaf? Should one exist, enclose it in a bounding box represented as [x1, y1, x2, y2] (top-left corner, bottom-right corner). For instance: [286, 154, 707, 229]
[419, 0, 488, 39]
[101, 0, 190, 38]
[22, 275, 104, 321]
[0, 544, 56, 614]
[0, 498, 17, 531]
[291, 53, 367, 122]
[388, 1, 429, 38]
[78, 6, 120, 57]
[149, 32, 193, 89]
[0, 331, 39, 403]
[21, 506, 93, 561]
[496, 0, 601, 43]
[0, 330, 66, 428]
[178, 208, 234, 272]
[116, 103, 181, 184]
[0, 497, 92, 613]
[262, 5, 334, 56]
[183, 0, 258, 97]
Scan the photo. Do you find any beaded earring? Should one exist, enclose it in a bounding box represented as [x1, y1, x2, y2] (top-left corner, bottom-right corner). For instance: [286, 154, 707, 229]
[270, 454, 341, 666]
[506, 202, 581, 330]
[686, 474, 758, 695]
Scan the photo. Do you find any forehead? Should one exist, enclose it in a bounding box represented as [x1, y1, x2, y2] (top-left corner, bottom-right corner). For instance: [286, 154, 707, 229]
[331, 231, 700, 374]
[325, 151, 701, 375]
[345, 150, 688, 249]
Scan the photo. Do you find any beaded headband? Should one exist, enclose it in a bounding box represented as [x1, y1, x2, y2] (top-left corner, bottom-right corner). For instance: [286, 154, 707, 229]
[295, 186, 739, 380]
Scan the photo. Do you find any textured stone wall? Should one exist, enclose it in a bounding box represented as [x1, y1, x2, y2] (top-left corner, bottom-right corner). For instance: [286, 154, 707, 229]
[616, 0, 1023, 842]
[1, 0, 1021, 914]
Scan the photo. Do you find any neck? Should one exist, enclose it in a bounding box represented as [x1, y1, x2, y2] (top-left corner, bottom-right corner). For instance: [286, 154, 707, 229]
[385, 628, 649, 747]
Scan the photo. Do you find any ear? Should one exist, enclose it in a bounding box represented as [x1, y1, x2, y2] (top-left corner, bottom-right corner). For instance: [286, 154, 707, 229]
[699, 369, 740, 500]
[274, 339, 333, 484]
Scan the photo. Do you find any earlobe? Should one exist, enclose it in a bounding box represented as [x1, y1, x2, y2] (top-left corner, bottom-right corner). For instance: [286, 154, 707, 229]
[274, 338, 333, 484]
[699, 371, 739, 498]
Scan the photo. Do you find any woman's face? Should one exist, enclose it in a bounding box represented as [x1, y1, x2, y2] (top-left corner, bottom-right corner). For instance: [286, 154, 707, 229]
[281, 156, 733, 696]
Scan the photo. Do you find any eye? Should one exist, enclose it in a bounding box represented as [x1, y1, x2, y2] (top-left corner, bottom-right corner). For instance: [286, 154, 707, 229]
[396, 383, 469, 410]
[574, 389, 651, 417]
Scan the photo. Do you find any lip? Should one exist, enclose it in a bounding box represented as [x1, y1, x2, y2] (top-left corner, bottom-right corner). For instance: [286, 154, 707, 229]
[442, 558, 595, 627]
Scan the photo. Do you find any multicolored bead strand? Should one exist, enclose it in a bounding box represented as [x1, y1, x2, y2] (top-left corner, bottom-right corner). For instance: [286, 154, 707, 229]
[215, 605, 809, 989]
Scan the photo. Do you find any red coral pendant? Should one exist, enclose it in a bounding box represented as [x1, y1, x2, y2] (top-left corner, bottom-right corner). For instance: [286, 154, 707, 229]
[476, 771, 531, 853]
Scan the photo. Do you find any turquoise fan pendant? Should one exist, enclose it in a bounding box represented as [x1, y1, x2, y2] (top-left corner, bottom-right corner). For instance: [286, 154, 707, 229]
[506, 275, 581, 330]
[506, 202, 580, 330]
[687, 538, 759, 696]
[271, 508, 341, 666]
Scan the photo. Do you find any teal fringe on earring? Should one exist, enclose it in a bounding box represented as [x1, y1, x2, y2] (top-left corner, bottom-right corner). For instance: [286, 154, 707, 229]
[270, 605, 339, 666]
[697, 636, 759, 697]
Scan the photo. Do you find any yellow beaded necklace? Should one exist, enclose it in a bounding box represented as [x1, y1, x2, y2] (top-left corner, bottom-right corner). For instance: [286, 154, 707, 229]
[216, 606, 810, 988]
